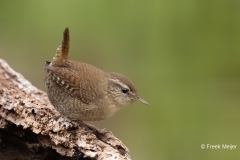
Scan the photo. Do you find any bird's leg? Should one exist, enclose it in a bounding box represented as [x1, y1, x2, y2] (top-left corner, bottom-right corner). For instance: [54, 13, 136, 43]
[77, 121, 109, 135]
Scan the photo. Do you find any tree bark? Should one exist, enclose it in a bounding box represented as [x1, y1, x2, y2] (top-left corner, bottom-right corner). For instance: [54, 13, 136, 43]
[0, 59, 130, 160]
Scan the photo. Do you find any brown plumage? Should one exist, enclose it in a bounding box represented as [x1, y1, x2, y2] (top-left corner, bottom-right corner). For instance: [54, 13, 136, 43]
[44, 28, 148, 121]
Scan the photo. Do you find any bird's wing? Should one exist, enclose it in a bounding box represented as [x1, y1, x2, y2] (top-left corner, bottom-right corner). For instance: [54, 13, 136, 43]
[44, 65, 95, 104]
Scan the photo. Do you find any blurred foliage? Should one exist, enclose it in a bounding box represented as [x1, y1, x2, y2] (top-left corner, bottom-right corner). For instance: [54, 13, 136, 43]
[1, 1, 240, 160]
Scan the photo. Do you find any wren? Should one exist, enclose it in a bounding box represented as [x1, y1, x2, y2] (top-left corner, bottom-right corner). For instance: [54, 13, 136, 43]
[44, 28, 149, 122]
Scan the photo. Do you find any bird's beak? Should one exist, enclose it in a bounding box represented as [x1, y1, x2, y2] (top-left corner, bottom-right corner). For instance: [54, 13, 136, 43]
[137, 96, 149, 105]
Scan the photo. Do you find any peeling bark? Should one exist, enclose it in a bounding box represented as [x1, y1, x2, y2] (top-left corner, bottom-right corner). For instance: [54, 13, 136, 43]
[0, 59, 131, 160]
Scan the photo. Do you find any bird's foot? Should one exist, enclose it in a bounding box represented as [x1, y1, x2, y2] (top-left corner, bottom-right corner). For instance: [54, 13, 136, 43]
[79, 122, 109, 135]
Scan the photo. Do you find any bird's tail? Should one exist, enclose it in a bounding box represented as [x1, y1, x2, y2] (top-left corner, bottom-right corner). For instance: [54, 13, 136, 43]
[51, 27, 69, 67]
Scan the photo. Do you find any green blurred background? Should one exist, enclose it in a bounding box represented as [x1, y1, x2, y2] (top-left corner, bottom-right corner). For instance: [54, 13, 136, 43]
[1, 1, 240, 159]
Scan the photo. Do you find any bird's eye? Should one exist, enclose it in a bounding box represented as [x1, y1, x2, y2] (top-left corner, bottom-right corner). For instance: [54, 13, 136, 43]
[121, 87, 129, 94]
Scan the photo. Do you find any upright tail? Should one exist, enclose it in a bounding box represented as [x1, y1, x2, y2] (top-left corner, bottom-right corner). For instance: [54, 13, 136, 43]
[51, 27, 70, 67]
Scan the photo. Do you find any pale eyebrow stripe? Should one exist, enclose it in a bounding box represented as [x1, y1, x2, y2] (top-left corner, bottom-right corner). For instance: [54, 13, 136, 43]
[109, 78, 129, 90]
